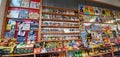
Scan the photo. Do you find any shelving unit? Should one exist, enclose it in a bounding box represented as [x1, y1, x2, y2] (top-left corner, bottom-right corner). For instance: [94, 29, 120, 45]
[6, 17, 40, 21]
[41, 18, 79, 22]
[1, 0, 120, 57]
[78, 5, 120, 57]
[41, 25, 79, 28]
[41, 32, 80, 34]
[40, 6, 81, 57]
[2, 0, 42, 42]
[1, 0, 42, 57]
[3, 53, 34, 57]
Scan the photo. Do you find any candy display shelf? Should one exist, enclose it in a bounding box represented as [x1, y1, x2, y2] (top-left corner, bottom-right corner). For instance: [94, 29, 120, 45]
[41, 25, 79, 28]
[7, 17, 40, 21]
[41, 18, 79, 22]
[9, 6, 40, 10]
[82, 14, 114, 17]
[1, 0, 120, 57]
[3, 53, 34, 57]
[41, 32, 80, 34]
[40, 39, 81, 42]
[42, 12, 78, 16]
[83, 22, 116, 24]
[1, 0, 42, 42]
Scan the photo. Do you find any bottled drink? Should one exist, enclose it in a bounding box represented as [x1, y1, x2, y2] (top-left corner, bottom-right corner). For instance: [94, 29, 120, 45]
[79, 50, 82, 57]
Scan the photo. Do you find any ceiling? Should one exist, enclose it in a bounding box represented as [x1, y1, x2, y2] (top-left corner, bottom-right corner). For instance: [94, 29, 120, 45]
[94, 0, 120, 7]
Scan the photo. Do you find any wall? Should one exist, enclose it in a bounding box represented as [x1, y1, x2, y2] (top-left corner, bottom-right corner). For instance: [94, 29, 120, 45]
[42, 0, 120, 11]
[95, 0, 120, 7]
[43, 0, 78, 9]
[0, 0, 7, 36]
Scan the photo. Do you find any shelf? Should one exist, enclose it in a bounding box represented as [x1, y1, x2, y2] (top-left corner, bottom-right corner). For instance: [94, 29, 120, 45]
[5, 29, 38, 31]
[111, 43, 120, 46]
[40, 39, 81, 42]
[90, 52, 112, 57]
[80, 30, 116, 32]
[103, 52, 112, 55]
[61, 39, 81, 41]
[3, 51, 65, 57]
[42, 12, 78, 16]
[89, 53, 102, 57]
[82, 13, 114, 17]
[3, 53, 34, 57]
[81, 30, 116, 32]
[91, 30, 116, 31]
[41, 32, 80, 34]
[83, 14, 113, 17]
[83, 22, 116, 24]
[40, 40, 59, 42]
[83, 14, 101, 16]
[41, 25, 79, 28]
[42, 18, 79, 22]
[42, 6, 78, 11]
[36, 50, 65, 55]
[101, 15, 114, 17]
[7, 18, 39, 21]
[2, 51, 113, 57]
[9, 6, 40, 10]
[113, 50, 120, 52]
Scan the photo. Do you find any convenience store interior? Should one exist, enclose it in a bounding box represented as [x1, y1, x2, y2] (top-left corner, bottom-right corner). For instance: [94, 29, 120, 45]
[0, 0, 120, 57]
